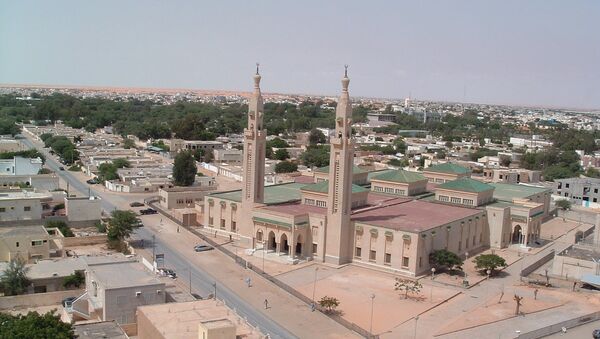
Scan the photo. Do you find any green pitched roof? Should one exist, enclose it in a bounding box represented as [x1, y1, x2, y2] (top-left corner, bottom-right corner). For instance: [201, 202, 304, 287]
[315, 165, 366, 174]
[425, 163, 470, 175]
[437, 178, 494, 193]
[301, 180, 368, 194]
[371, 170, 426, 183]
[490, 183, 550, 201]
[208, 182, 305, 205]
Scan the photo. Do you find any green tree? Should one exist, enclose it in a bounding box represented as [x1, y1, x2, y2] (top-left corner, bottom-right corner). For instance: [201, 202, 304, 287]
[436, 150, 446, 159]
[112, 158, 131, 169]
[122, 138, 136, 149]
[98, 163, 119, 181]
[308, 128, 327, 145]
[267, 137, 289, 148]
[62, 271, 85, 288]
[40, 133, 54, 142]
[473, 254, 507, 275]
[275, 161, 298, 173]
[499, 155, 512, 167]
[274, 148, 290, 161]
[555, 199, 571, 210]
[300, 146, 330, 168]
[393, 137, 407, 153]
[0, 258, 30, 296]
[45, 220, 74, 237]
[429, 249, 463, 271]
[318, 296, 340, 314]
[0, 311, 74, 339]
[394, 278, 422, 299]
[107, 210, 137, 241]
[173, 151, 197, 186]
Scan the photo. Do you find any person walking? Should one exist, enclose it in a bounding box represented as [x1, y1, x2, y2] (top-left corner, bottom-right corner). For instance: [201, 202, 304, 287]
[264, 299, 269, 309]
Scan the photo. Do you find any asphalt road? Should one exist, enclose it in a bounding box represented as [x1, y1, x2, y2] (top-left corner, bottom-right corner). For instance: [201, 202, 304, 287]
[21, 136, 296, 339]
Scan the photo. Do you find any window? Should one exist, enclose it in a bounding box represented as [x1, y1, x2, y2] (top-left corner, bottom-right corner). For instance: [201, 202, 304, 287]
[402, 256, 409, 267]
[373, 186, 383, 192]
[395, 189, 406, 196]
[24, 206, 31, 211]
[312, 243, 318, 254]
[0, 207, 5, 212]
[31, 240, 43, 247]
[220, 219, 225, 229]
[231, 221, 237, 232]
[385, 187, 394, 194]
[185, 199, 193, 204]
[565, 183, 570, 188]
[595, 188, 599, 194]
[450, 197, 461, 204]
[355, 247, 362, 258]
[15, 242, 19, 248]
[176, 199, 184, 204]
[564, 193, 569, 197]
[384, 253, 391, 265]
[316, 200, 326, 208]
[594, 198, 598, 203]
[479, 233, 483, 244]
[463, 199, 474, 206]
[458, 240, 462, 251]
[208, 217, 214, 226]
[438, 195, 449, 202]
[472, 235, 476, 246]
[369, 250, 376, 261]
[304, 198, 315, 206]
[419, 256, 422, 268]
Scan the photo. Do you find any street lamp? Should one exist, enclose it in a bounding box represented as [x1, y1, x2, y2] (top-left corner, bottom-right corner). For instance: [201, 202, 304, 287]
[369, 294, 376, 335]
[431, 267, 436, 280]
[311, 267, 319, 305]
[414, 316, 419, 339]
[262, 240, 266, 273]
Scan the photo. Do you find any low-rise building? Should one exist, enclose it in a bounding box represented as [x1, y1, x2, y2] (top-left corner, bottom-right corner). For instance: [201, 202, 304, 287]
[481, 168, 541, 184]
[70, 258, 166, 326]
[65, 196, 102, 225]
[0, 191, 51, 222]
[136, 299, 262, 339]
[554, 177, 600, 207]
[213, 149, 243, 164]
[422, 163, 471, 184]
[158, 183, 217, 210]
[0, 257, 86, 293]
[0, 225, 62, 263]
[0, 156, 43, 176]
[370, 170, 428, 196]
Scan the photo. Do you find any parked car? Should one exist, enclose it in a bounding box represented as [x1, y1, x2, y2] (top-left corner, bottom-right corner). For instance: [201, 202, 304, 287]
[140, 208, 157, 215]
[86, 178, 99, 184]
[58, 166, 65, 171]
[159, 268, 177, 279]
[129, 201, 145, 207]
[194, 244, 214, 252]
[191, 293, 203, 300]
[593, 329, 600, 339]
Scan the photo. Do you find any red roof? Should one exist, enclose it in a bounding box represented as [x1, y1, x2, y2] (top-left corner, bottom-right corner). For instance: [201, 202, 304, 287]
[294, 176, 315, 184]
[351, 200, 481, 232]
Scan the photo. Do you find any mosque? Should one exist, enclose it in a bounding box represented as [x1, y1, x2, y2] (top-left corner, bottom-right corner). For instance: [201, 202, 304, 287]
[203, 67, 552, 277]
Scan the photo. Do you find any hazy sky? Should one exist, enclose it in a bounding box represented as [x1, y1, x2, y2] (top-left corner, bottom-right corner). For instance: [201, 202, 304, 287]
[1, 1, 599, 108]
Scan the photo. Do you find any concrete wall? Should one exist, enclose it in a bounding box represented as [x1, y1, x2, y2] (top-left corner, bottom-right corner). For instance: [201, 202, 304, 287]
[62, 235, 107, 247]
[0, 289, 84, 310]
[65, 196, 101, 222]
[486, 205, 512, 248]
[0, 197, 43, 221]
[103, 284, 166, 324]
[552, 252, 598, 280]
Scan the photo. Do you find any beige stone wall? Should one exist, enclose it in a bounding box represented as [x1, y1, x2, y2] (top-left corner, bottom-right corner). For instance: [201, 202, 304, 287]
[160, 189, 210, 210]
[136, 309, 162, 339]
[0, 197, 43, 221]
[65, 197, 101, 222]
[552, 253, 597, 280]
[103, 284, 166, 324]
[371, 179, 427, 196]
[204, 197, 240, 234]
[0, 233, 51, 263]
[423, 171, 467, 184]
[0, 289, 84, 309]
[352, 211, 488, 276]
[486, 205, 512, 248]
[435, 188, 493, 207]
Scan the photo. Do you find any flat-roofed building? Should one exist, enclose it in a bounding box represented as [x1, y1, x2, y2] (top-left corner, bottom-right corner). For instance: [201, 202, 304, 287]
[370, 169, 428, 196]
[65, 196, 102, 225]
[0, 191, 51, 222]
[435, 178, 495, 207]
[0, 156, 43, 176]
[422, 163, 471, 184]
[159, 183, 217, 210]
[0, 225, 59, 263]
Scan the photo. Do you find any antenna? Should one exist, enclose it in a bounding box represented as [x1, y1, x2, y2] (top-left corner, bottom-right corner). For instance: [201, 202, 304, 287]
[256, 62, 260, 75]
[344, 64, 348, 77]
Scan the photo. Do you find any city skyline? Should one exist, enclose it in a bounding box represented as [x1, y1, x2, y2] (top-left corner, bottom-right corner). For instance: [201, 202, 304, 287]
[1, 0, 599, 109]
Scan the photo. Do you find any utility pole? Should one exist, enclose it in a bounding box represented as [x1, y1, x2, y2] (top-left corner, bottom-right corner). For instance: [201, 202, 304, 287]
[189, 267, 192, 294]
[152, 235, 156, 262]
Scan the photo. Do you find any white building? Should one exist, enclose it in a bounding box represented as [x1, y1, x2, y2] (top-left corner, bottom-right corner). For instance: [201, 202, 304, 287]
[0, 157, 43, 176]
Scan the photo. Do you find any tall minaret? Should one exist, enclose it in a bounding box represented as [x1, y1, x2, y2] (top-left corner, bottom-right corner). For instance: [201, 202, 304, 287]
[324, 66, 354, 265]
[240, 64, 266, 236]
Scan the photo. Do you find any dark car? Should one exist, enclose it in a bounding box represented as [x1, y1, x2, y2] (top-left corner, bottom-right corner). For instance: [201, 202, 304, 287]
[593, 329, 600, 339]
[129, 201, 145, 207]
[86, 178, 99, 184]
[58, 166, 65, 171]
[160, 268, 177, 279]
[194, 244, 214, 252]
[140, 208, 157, 215]
[62, 296, 76, 308]
[191, 293, 203, 300]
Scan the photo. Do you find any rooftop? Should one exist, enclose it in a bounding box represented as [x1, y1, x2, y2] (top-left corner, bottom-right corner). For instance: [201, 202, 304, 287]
[371, 170, 427, 183]
[490, 183, 550, 201]
[87, 261, 163, 289]
[424, 163, 470, 175]
[0, 225, 48, 237]
[208, 182, 305, 205]
[0, 191, 52, 200]
[352, 200, 482, 232]
[301, 180, 368, 194]
[260, 202, 326, 217]
[137, 300, 261, 339]
[73, 321, 128, 339]
[437, 178, 495, 193]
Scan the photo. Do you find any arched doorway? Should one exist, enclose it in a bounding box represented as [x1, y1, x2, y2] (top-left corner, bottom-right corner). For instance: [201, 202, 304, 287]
[268, 231, 276, 251]
[512, 225, 522, 244]
[295, 234, 303, 256]
[280, 234, 289, 255]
